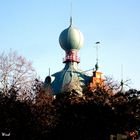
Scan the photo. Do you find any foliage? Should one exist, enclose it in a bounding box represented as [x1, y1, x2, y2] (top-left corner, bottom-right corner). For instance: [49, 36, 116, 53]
[0, 85, 140, 140]
[0, 93, 38, 140]
[49, 88, 140, 140]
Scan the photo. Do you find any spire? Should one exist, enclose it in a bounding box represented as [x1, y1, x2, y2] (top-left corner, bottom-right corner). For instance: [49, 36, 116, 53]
[44, 68, 51, 84]
[49, 67, 51, 76]
[70, 16, 72, 26]
[70, 2, 73, 26]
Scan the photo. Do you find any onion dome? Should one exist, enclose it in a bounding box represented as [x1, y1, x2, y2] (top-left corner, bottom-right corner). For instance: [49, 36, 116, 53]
[59, 18, 84, 52]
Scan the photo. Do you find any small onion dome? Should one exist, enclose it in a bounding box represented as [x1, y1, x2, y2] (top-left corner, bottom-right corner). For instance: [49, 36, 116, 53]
[59, 24, 84, 52]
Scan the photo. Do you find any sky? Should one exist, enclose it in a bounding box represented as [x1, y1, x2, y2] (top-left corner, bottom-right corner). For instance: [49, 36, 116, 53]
[0, 0, 140, 90]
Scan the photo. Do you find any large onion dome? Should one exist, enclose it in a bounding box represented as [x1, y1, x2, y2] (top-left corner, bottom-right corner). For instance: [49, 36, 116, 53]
[59, 19, 84, 52]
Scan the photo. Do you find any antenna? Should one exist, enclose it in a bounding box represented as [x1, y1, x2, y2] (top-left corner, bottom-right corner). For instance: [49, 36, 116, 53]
[120, 65, 131, 92]
[121, 64, 123, 82]
[120, 64, 124, 87]
[95, 42, 100, 71]
[120, 64, 125, 92]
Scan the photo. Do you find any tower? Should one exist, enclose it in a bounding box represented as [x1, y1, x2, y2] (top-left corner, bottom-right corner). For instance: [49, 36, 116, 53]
[44, 17, 91, 94]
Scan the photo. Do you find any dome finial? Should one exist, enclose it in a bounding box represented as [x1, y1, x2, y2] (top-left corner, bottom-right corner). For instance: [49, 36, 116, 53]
[70, 2, 73, 26]
[70, 16, 72, 26]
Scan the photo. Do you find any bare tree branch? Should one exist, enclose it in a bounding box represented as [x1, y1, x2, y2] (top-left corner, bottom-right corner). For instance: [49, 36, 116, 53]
[0, 50, 37, 99]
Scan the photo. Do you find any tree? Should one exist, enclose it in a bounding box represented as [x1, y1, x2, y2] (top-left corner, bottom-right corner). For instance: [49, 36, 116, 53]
[0, 50, 37, 99]
[48, 87, 140, 140]
[0, 92, 38, 140]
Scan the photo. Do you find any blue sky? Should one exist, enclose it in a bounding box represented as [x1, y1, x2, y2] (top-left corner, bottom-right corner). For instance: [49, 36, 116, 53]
[0, 0, 140, 90]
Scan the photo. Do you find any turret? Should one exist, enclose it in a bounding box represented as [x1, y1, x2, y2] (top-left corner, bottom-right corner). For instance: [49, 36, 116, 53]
[89, 42, 105, 90]
[44, 17, 90, 94]
[59, 17, 84, 63]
